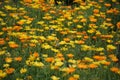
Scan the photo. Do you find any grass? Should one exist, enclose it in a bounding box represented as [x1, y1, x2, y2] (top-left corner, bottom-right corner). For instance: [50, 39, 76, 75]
[0, 0, 120, 80]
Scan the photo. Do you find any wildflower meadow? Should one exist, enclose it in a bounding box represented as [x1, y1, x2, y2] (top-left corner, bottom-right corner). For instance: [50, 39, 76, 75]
[0, 0, 120, 80]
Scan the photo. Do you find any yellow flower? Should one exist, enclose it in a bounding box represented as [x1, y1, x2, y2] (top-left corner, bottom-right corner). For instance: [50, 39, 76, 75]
[68, 59, 76, 64]
[37, 21, 44, 25]
[84, 57, 93, 62]
[30, 39, 38, 43]
[33, 61, 44, 67]
[77, 25, 83, 28]
[112, 0, 117, 2]
[95, 47, 104, 51]
[59, 41, 66, 45]
[3, 64, 10, 68]
[73, 74, 80, 79]
[55, 61, 64, 67]
[0, 50, 5, 55]
[4, 5, 12, 10]
[51, 75, 60, 80]
[87, 29, 96, 34]
[20, 68, 27, 74]
[41, 43, 52, 49]
[107, 45, 116, 50]
[0, 70, 7, 78]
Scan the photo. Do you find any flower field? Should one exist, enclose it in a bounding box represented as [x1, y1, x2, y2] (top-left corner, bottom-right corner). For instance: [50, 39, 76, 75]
[0, 0, 120, 80]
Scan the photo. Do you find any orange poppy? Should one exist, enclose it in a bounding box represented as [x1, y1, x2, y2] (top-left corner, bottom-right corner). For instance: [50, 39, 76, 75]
[106, 18, 112, 22]
[63, 38, 70, 42]
[80, 18, 87, 23]
[56, 53, 63, 57]
[88, 64, 98, 69]
[2, 27, 7, 31]
[92, 36, 97, 40]
[67, 53, 74, 58]
[102, 61, 111, 66]
[45, 57, 54, 62]
[67, 67, 75, 73]
[106, 9, 113, 14]
[110, 67, 119, 73]
[5, 68, 15, 74]
[9, 43, 19, 48]
[93, 9, 99, 14]
[5, 57, 12, 63]
[89, 18, 97, 22]
[99, 0, 103, 2]
[12, 26, 22, 31]
[116, 22, 120, 29]
[23, 0, 32, 3]
[33, 52, 39, 58]
[68, 77, 76, 80]
[73, 19, 79, 23]
[77, 40, 85, 44]
[78, 64, 88, 69]
[84, 35, 89, 39]
[104, 3, 111, 7]
[0, 38, 5, 45]
[29, 43, 36, 47]
[93, 55, 106, 61]
[14, 57, 22, 61]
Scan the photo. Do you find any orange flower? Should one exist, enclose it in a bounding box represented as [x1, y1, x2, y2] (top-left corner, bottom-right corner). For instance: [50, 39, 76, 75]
[12, 26, 22, 31]
[45, 57, 54, 62]
[106, 18, 111, 22]
[108, 54, 118, 62]
[80, 18, 87, 23]
[100, 14, 106, 18]
[23, 0, 32, 3]
[100, 35, 113, 39]
[67, 67, 75, 73]
[17, 21, 24, 25]
[106, 9, 113, 14]
[102, 61, 111, 66]
[5, 68, 15, 74]
[92, 36, 97, 40]
[33, 52, 39, 58]
[63, 38, 70, 42]
[0, 38, 5, 45]
[5, 57, 12, 63]
[67, 53, 74, 58]
[2, 27, 7, 31]
[50, 10, 56, 14]
[68, 77, 76, 80]
[111, 57, 118, 62]
[89, 18, 97, 22]
[93, 55, 106, 61]
[58, 57, 65, 61]
[77, 40, 85, 44]
[9, 43, 19, 48]
[88, 64, 98, 69]
[84, 35, 89, 39]
[73, 19, 79, 23]
[93, 9, 99, 14]
[78, 64, 88, 69]
[99, 0, 103, 2]
[110, 67, 119, 73]
[60, 31, 67, 35]
[14, 57, 22, 61]
[56, 53, 63, 57]
[104, 3, 111, 7]
[29, 43, 36, 47]
[106, 23, 113, 27]
[116, 22, 120, 29]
